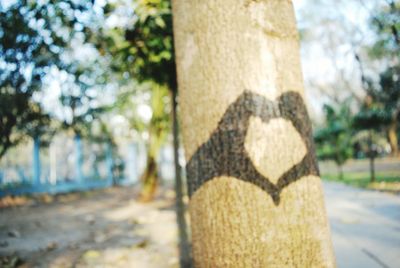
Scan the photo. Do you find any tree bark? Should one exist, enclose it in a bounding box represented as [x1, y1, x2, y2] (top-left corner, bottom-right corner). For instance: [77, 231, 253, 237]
[172, 0, 336, 267]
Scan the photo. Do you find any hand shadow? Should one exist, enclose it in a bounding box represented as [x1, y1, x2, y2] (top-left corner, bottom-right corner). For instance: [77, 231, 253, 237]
[186, 90, 319, 205]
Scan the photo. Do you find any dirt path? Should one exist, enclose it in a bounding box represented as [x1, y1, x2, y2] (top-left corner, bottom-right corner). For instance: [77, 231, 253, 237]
[2, 181, 400, 268]
[0, 187, 179, 268]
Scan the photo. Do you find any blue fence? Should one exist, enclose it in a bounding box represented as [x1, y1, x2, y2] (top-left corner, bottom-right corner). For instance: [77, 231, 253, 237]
[0, 134, 144, 197]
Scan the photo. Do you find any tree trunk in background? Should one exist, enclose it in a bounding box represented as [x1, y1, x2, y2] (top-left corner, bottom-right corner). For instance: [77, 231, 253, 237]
[337, 164, 344, 181]
[172, 0, 335, 267]
[369, 155, 376, 183]
[368, 130, 376, 183]
[140, 85, 169, 202]
[171, 88, 192, 267]
[32, 135, 41, 185]
[139, 154, 158, 202]
[388, 120, 398, 157]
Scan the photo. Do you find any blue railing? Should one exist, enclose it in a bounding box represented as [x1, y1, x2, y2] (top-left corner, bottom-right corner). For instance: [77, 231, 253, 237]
[0, 134, 142, 197]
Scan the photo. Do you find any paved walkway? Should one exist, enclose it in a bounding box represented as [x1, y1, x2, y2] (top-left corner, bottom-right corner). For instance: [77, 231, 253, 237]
[324, 182, 400, 268]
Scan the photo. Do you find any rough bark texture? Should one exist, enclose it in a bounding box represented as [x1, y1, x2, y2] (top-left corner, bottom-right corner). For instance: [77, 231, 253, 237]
[172, 0, 336, 267]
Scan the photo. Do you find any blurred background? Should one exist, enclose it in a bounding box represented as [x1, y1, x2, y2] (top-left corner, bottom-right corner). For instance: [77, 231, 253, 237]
[0, 0, 399, 267]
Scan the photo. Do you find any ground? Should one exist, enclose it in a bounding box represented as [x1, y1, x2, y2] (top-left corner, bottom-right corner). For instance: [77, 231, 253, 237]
[325, 181, 400, 268]
[0, 179, 400, 267]
[0, 187, 180, 268]
[319, 158, 400, 193]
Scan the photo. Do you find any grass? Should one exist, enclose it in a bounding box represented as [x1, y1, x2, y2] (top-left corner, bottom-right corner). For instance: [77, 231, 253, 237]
[322, 171, 400, 193]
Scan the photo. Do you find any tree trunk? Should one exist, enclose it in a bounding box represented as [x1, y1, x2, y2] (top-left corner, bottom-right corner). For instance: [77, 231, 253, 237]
[388, 120, 398, 157]
[368, 130, 376, 183]
[172, 0, 335, 267]
[337, 164, 344, 181]
[369, 155, 376, 183]
[140, 86, 168, 202]
[32, 135, 41, 185]
[171, 88, 192, 267]
[139, 154, 159, 202]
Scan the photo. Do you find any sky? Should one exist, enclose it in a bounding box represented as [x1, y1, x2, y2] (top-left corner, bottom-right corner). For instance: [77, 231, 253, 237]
[293, 0, 381, 122]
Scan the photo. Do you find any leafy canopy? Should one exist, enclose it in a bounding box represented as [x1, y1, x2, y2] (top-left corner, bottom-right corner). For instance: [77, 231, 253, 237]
[314, 103, 354, 168]
[0, 0, 99, 157]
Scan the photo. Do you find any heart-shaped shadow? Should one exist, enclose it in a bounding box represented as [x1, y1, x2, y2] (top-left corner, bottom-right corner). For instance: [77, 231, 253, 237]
[186, 90, 319, 205]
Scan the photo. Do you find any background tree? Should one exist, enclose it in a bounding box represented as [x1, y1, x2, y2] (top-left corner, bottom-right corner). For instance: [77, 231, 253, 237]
[114, 82, 171, 200]
[98, 1, 191, 265]
[140, 85, 170, 201]
[56, 60, 110, 137]
[354, 99, 391, 182]
[355, 1, 399, 157]
[315, 103, 353, 180]
[0, 0, 99, 158]
[363, 66, 400, 156]
[366, 1, 400, 156]
[367, 0, 399, 61]
[98, 0, 176, 200]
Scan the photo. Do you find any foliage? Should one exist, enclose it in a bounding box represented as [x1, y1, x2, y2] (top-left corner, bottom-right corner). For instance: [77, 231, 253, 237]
[101, 0, 176, 90]
[0, 0, 98, 157]
[353, 106, 391, 130]
[364, 1, 400, 125]
[358, 1, 400, 155]
[0, 89, 50, 158]
[351, 130, 389, 158]
[368, 0, 400, 60]
[314, 103, 353, 178]
[97, 0, 175, 143]
[95, 0, 175, 199]
[367, 65, 400, 123]
[114, 82, 170, 146]
[58, 60, 112, 137]
[112, 82, 170, 200]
